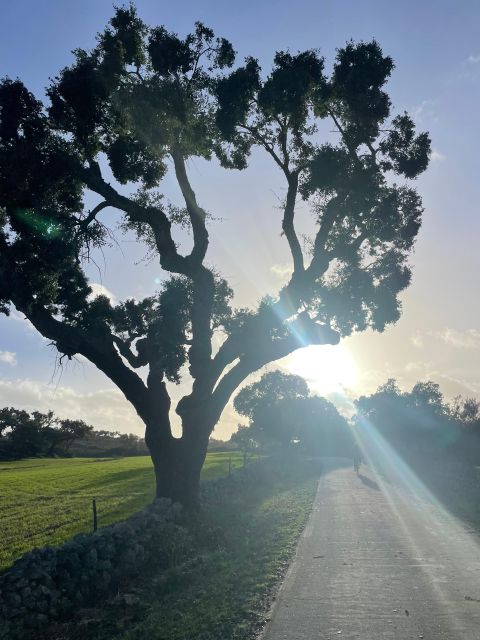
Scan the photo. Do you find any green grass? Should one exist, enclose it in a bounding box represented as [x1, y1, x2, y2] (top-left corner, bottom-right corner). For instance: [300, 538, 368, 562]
[0, 452, 243, 572]
[52, 462, 318, 640]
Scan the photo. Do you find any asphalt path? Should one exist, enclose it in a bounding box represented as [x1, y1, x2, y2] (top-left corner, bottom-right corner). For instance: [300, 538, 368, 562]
[262, 458, 480, 639]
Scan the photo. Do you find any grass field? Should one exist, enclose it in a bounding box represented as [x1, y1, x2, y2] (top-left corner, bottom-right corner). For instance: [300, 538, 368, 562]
[0, 452, 243, 572]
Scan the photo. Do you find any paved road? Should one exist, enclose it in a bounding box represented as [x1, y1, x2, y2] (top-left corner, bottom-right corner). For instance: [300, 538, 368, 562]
[263, 459, 480, 639]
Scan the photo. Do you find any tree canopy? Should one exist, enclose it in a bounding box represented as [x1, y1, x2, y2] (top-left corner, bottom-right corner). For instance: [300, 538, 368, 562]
[234, 371, 351, 454]
[0, 5, 430, 502]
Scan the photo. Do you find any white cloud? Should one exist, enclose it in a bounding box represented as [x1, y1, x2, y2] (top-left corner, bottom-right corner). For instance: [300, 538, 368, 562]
[411, 332, 424, 348]
[0, 378, 143, 434]
[411, 100, 438, 126]
[404, 361, 422, 373]
[0, 351, 17, 366]
[467, 54, 480, 64]
[431, 149, 446, 162]
[270, 263, 292, 283]
[212, 401, 241, 441]
[434, 328, 480, 349]
[88, 283, 117, 304]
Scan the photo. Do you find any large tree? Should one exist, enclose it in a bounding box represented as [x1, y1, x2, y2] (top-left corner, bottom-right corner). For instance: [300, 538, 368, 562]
[234, 371, 351, 454]
[0, 6, 430, 504]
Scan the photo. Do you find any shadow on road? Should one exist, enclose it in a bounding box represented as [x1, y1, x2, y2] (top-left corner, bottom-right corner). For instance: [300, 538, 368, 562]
[358, 473, 380, 490]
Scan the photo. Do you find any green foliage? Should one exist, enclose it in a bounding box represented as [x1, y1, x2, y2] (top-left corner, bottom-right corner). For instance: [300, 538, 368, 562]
[328, 40, 394, 146]
[106, 273, 233, 382]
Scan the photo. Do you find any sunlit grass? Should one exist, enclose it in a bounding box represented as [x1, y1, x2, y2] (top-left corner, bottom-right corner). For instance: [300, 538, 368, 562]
[0, 452, 243, 572]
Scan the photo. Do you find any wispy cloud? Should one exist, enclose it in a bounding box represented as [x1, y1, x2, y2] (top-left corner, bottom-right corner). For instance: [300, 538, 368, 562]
[434, 328, 480, 349]
[0, 351, 17, 366]
[88, 282, 117, 304]
[270, 263, 292, 283]
[467, 54, 480, 64]
[431, 149, 446, 162]
[411, 99, 438, 126]
[411, 332, 424, 348]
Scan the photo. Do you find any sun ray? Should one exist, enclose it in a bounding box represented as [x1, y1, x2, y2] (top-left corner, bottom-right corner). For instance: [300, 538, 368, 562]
[284, 344, 358, 395]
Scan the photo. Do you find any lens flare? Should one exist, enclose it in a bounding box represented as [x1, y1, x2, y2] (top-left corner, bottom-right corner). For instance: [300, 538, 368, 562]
[285, 344, 358, 395]
[354, 414, 480, 635]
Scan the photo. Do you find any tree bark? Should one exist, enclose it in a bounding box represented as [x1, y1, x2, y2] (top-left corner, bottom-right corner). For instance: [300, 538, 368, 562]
[146, 418, 211, 508]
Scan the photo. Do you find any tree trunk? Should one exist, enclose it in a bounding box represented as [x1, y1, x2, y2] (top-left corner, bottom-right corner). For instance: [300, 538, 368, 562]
[146, 423, 211, 508]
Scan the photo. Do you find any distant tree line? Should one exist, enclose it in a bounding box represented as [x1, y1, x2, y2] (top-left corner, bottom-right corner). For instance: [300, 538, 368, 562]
[0, 407, 149, 459]
[71, 428, 149, 458]
[4, 376, 479, 464]
[0, 408, 93, 459]
[0, 406, 236, 460]
[229, 371, 480, 467]
[355, 378, 480, 463]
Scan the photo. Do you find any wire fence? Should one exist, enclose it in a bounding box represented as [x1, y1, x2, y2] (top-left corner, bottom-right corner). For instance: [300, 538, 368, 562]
[0, 453, 248, 571]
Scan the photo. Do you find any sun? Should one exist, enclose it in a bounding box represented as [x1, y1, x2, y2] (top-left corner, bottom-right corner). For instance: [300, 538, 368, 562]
[284, 344, 358, 396]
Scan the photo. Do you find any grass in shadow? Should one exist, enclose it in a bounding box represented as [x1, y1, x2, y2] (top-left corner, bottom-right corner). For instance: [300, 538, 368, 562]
[49, 461, 319, 640]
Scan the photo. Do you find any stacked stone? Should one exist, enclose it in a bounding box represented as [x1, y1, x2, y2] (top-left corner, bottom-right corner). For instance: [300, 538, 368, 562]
[0, 498, 190, 639]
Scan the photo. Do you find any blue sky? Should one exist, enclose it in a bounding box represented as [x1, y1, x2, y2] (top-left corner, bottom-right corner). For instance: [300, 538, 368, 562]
[0, 0, 479, 437]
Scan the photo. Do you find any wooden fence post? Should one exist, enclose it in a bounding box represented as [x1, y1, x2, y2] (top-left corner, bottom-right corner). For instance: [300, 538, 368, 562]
[92, 497, 98, 532]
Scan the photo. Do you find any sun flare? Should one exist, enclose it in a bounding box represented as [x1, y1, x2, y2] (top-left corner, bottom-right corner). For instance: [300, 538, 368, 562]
[284, 344, 358, 396]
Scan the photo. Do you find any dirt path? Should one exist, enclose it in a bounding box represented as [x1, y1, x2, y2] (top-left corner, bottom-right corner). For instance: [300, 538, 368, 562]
[262, 459, 480, 639]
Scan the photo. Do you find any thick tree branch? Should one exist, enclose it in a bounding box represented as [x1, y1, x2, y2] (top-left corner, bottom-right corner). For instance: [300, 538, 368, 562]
[169, 151, 216, 381]
[282, 171, 304, 274]
[210, 359, 260, 421]
[112, 335, 148, 368]
[81, 163, 191, 276]
[274, 115, 290, 167]
[78, 201, 109, 230]
[171, 150, 209, 264]
[16, 303, 156, 422]
[305, 199, 339, 281]
[211, 316, 339, 420]
[188, 266, 215, 380]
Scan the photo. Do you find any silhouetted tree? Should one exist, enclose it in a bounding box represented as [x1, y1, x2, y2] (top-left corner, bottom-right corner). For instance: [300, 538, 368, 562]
[234, 371, 350, 454]
[235, 371, 310, 421]
[355, 379, 457, 451]
[296, 396, 352, 455]
[0, 407, 30, 437]
[230, 424, 258, 465]
[450, 396, 480, 429]
[0, 407, 94, 458]
[235, 371, 310, 449]
[0, 6, 430, 504]
[44, 418, 93, 454]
